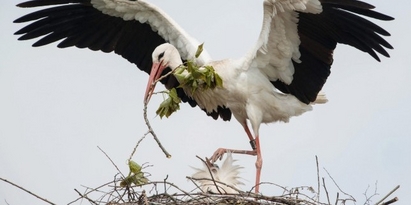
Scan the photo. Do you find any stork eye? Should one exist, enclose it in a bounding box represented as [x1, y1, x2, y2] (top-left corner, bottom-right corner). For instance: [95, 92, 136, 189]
[158, 51, 165, 61]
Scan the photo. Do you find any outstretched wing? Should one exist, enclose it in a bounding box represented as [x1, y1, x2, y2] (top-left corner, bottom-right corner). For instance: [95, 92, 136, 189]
[249, 0, 393, 104]
[14, 0, 232, 121]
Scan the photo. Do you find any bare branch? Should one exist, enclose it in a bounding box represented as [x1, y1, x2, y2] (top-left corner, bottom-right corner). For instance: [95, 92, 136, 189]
[363, 181, 379, 205]
[323, 168, 356, 202]
[322, 177, 331, 205]
[316, 155, 320, 203]
[375, 185, 400, 205]
[139, 67, 182, 159]
[68, 181, 114, 205]
[128, 131, 149, 162]
[143, 96, 171, 158]
[335, 192, 339, 205]
[195, 155, 223, 194]
[186, 176, 205, 193]
[0, 177, 57, 205]
[98, 146, 125, 179]
[74, 188, 98, 205]
[381, 197, 398, 205]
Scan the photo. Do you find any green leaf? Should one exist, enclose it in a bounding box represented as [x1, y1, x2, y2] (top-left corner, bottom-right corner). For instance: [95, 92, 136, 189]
[156, 89, 181, 118]
[191, 80, 198, 94]
[135, 172, 149, 185]
[186, 60, 194, 73]
[120, 173, 149, 187]
[174, 73, 187, 86]
[153, 43, 224, 119]
[120, 175, 135, 187]
[195, 43, 204, 58]
[215, 73, 223, 87]
[121, 160, 149, 187]
[169, 88, 181, 104]
[174, 65, 185, 74]
[191, 69, 202, 79]
[128, 160, 142, 175]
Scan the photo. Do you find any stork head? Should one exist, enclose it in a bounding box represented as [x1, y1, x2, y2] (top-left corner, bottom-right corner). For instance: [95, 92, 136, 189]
[144, 43, 182, 103]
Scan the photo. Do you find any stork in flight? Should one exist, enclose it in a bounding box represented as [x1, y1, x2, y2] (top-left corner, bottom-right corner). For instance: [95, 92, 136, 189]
[14, 0, 393, 193]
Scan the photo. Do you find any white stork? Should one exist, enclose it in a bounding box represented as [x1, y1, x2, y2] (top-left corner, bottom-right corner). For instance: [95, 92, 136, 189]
[14, 0, 393, 193]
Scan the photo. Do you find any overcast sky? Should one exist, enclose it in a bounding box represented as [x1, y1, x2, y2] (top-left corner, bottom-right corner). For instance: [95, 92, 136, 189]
[0, 0, 410, 204]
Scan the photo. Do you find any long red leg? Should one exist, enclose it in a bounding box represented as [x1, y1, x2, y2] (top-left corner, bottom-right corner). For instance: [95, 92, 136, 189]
[210, 122, 256, 161]
[209, 121, 262, 194]
[254, 135, 262, 193]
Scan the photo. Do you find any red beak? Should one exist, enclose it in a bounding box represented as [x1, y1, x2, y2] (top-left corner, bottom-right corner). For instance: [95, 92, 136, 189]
[144, 61, 165, 103]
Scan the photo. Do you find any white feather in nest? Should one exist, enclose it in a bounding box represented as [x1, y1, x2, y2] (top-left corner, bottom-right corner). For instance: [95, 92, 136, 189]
[191, 152, 244, 194]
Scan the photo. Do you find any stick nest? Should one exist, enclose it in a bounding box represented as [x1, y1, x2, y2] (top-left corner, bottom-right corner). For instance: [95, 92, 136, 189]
[73, 176, 324, 205]
[66, 155, 399, 205]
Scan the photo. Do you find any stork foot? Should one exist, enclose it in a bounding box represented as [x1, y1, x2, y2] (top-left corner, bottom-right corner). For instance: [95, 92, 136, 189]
[210, 148, 227, 162]
[210, 148, 257, 163]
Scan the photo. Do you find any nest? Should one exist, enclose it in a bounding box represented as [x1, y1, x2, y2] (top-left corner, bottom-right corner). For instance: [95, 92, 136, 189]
[65, 154, 399, 205]
[71, 176, 326, 205]
[67, 176, 401, 205]
[1, 154, 400, 205]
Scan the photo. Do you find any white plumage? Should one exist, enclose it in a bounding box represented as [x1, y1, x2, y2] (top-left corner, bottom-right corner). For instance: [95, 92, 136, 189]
[92, 0, 211, 65]
[191, 153, 243, 194]
[14, 0, 393, 194]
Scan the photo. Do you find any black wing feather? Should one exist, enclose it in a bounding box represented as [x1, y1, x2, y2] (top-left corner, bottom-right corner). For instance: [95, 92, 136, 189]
[272, 0, 393, 104]
[14, 0, 231, 121]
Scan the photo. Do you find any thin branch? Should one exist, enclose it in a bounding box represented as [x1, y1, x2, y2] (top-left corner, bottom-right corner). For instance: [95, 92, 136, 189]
[163, 175, 168, 194]
[156, 67, 178, 84]
[128, 131, 149, 162]
[98, 146, 125, 179]
[146, 180, 193, 198]
[187, 176, 243, 194]
[375, 185, 400, 205]
[316, 155, 320, 203]
[258, 182, 289, 193]
[363, 181, 379, 205]
[322, 177, 331, 205]
[74, 188, 98, 205]
[323, 168, 356, 202]
[141, 65, 186, 159]
[68, 181, 114, 205]
[335, 192, 339, 205]
[195, 155, 223, 194]
[143, 96, 171, 158]
[0, 177, 57, 205]
[381, 197, 398, 205]
[186, 176, 205, 193]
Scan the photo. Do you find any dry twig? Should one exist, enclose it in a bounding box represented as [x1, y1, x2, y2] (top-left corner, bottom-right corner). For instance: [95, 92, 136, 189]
[98, 146, 125, 179]
[375, 185, 400, 205]
[128, 131, 149, 161]
[142, 100, 171, 158]
[322, 177, 331, 205]
[74, 188, 98, 205]
[363, 181, 379, 205]
[381, 197, 398, 205]
[195, 155, 224, 194]
[324, 168, 356, 203]
[0, 177, 57, 205]
[316, 155, 321, 203]
[140, 67, 181, 159]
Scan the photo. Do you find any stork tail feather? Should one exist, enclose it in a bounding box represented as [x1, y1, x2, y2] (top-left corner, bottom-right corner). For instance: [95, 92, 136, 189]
[312, 92, 328, 104]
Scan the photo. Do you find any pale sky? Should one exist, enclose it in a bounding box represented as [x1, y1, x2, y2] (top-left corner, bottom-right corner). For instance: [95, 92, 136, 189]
[0, 0, 410, 204]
